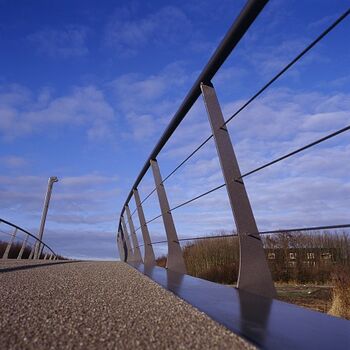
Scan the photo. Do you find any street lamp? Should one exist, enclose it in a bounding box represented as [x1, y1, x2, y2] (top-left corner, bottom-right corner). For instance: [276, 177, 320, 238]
[34, 176, 58, 259]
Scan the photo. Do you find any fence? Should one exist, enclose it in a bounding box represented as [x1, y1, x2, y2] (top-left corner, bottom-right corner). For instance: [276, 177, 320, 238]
[0, 218, 59, 260]
[116, 0, 350, 298]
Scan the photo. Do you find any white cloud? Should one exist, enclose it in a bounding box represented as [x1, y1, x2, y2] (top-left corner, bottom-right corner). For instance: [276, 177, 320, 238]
[0, 173, 119, 212]
[0, 155, 27, 168]
[109, 63, 188, 141]
[104, 6, 192, 56]
[138, 87, 350, 240]
[60, 174, 118, 187]
[40, 228, 118, 260]
[27, 25, 89, 58]
[0, 84, 116, 141]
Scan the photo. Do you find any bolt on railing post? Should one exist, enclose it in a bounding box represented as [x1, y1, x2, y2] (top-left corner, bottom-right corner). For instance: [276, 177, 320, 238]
[133, 188, 156, 266]
[200, 82, 276, 298]
[150, 159, 186, 273]
[121, 216, 135, 262]
[2, 227, 17, 259]
[17, 234, 29, 259]
[125, 205, 143, 263]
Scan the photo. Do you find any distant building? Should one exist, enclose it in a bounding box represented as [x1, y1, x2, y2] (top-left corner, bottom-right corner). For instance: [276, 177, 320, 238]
[265, 248, 337, 268]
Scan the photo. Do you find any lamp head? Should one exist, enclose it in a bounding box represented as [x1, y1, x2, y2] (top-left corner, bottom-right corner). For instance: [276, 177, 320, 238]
[49, 176, 59, 183]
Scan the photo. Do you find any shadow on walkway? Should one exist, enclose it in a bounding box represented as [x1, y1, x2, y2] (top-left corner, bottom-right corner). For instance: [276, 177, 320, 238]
[0, 261, 80, 273]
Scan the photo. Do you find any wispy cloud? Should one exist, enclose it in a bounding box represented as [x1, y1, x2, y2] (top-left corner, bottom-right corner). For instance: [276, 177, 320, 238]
[27, 25, 89, 58]
[0, 173, 119, 212]
[137, 87, 350, 242]
[0, 155, 27, 168]
[109, 62, 189, 141]
[0, 84, 116, 141]
[0, 173, 120, 259]
[104, 5, 192, 56]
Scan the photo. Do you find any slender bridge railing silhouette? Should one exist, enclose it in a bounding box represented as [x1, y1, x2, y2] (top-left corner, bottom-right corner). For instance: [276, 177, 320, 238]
[1, 1, 349, 349]
[0, 218, 59, 260]
[115, 1, 350, 347]
[117, 1, 349, 293]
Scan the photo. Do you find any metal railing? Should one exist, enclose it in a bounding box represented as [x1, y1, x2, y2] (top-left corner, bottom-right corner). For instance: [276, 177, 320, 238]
[116, 0, 350, 298]
[0, 218, 59, 260]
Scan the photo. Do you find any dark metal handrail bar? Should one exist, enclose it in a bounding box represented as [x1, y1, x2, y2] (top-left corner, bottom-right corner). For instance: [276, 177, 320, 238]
[116, 0, 350, 300]
[126, 8, 350, 217]
[0, 218, 57, 257]
[119, 0, 269, 220]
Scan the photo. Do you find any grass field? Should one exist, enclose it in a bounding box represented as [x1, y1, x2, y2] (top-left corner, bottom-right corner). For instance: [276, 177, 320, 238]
[275, 284, 332, 313]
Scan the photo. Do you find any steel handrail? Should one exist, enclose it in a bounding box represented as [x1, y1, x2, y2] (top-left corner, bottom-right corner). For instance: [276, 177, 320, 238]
[0, 218, 57, 257]
[118, 0, 269, 223]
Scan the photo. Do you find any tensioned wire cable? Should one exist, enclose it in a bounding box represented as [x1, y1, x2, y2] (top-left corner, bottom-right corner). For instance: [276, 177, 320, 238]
[133, 123, 350, 233]
[135, 223, 350, 248]
[128, 8, 350, 213]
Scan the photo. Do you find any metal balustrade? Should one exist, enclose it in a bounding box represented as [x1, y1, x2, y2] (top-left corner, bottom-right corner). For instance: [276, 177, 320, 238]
[0, 218, 59, 260]
[116, 0, 350, 298]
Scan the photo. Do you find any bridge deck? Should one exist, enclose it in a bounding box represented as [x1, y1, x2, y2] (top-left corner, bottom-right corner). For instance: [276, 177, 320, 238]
[0, 261, 252, 349]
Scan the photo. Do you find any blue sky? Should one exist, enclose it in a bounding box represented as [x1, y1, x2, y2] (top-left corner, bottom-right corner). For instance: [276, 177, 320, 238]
[0, 0, 349, 260]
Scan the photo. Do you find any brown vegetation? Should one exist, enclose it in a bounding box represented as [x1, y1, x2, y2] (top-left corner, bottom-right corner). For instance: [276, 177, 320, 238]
[0, 240, 65, 259]
[0, 240, 32, 259]
[328, 268, 350, 320]
[183, 235, 240, 284]
[156, 231, 350, 316]
[264, 231, 350, 283]
[159, 231, 349, 284]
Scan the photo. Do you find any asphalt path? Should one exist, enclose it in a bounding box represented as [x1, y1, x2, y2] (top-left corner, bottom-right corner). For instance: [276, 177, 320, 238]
[0, 260, 254, 349]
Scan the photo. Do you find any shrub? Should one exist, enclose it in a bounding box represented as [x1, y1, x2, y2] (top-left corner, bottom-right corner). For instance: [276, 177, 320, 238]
[156, 231, 350, 285]
[328, 267, 350, 320]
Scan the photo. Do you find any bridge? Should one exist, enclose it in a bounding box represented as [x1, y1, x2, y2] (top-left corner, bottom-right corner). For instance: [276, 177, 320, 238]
[1, 1, 350, 349]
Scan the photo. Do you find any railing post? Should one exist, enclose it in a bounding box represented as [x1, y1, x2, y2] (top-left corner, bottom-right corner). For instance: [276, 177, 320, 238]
[133, 188, 156, 266]
[116, 232, 121, 259]
[150, 159, 186, 273]
[121, 216, 135, 262]
[44, 253, 48, 260]
[117, 231, 126, 262]
[125, 205, 143, 263]
[200, 82, 276, 298]
[49, 254, 53, 260]
[17, 234, 29, 259]
[119, 229, 128, 262]
[2, 228, 17, 259]
[28, 245, 35, 259]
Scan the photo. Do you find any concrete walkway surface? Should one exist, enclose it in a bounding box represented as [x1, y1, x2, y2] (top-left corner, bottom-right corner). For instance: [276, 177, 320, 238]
[0, 260, 254, 349]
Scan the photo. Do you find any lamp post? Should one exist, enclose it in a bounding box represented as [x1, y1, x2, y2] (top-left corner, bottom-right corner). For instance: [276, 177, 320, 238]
[34, 176, 58, 259]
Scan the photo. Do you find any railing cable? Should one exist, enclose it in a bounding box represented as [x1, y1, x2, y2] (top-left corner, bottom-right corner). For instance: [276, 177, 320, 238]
[162, 135, 214, 184]
[128, 8, 350, 213]
[133, 122, 350, 235]
[239, 124, 350, 179]
[136, 223, 350, 249]
[169, 183, 226, 212]
[131, 136, 214, 215]
[259, 223, 350, 235]
[222, 7, 350, 127]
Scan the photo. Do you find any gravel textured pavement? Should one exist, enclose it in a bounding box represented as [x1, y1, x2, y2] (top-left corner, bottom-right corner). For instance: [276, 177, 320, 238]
[0, 261, 254, 349]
